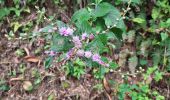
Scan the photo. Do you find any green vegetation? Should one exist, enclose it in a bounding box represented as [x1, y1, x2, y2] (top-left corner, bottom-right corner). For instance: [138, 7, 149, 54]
[0, 0, 170, 99]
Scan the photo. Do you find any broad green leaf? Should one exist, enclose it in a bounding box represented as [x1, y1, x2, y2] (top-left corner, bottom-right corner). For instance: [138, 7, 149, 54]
[85, 34, 108, 53]
[152, 8, 160, 20]
[0, 8, 10, 19]
[72, 8, 91, 22]
[161, 32, 168, 41]
[71, 8, 91, 32]
[93, 2, 112, 17]
[51, 34, 73, 52]
[104, 10, 126, 31]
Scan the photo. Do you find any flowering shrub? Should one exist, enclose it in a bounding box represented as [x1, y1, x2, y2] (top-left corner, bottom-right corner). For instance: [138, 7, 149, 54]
[41, 2, 126, 79]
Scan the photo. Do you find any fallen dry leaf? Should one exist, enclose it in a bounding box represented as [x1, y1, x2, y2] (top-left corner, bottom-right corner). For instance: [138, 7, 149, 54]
[23, 81, 33, 91]
[103, 77, 111, 94]
[24, 47, 30, 56]
[103, 77, 112, 100]
[24, 56, 40, 63]
[10, 76, 24, 81]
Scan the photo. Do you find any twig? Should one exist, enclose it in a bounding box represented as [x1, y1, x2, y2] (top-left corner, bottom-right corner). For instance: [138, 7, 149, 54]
[162, 46, 167, 70]
[0, 62, 12, 64]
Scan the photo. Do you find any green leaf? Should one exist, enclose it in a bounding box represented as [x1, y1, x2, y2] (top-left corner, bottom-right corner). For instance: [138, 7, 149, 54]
[109, 62, 118, 69]
[51, 34, 73, 52]
[161, 32, 168, 41]
[39, 25, 54, 33]
[0, 84, 10, 91]
[103, 8, 126, 31]
[44, 57, 53, 69]
[132, 18, 145, 24]
[0, 8, 10, 20]
[110, 27, 124, 39]
[75, 58, 85, 66]
[72, 8, 91, 22]
[93, 2, 112, 17]
[71, 8, 91, 32]
[154, 71, 163, 82]
[139, 59, 148, 66]
[86, 34, 108, 52]
[11, 22, 22, 32]
[152, 8, 160, 20]
[56, 20, 66, 28]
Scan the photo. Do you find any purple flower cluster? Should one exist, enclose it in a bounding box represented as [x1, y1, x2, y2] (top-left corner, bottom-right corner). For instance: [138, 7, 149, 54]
[92, 54, 109, 67]
[72, 36, 82, 48]
[59, 27, 74, 36]
[75, 50, 109, 67]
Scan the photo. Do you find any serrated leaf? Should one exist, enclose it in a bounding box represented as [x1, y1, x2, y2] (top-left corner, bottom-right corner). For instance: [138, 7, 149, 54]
[93, 2, 112, 17]
[103, 8, 126, 31]
[71, 8, 91, 32]
[72, 8, 91, 22]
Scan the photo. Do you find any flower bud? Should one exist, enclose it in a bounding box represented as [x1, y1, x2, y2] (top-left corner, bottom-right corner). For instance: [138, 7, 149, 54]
[89, 34, 94, 40]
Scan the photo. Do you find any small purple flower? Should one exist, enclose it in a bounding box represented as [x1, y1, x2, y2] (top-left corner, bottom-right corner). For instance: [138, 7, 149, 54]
[66, 27, 73, 36]
[59, 27, 67, 36]
[76, 49, 84, 57]
[92, 54, 101, 62]
[98, 60, 105, 66]
[59, 27, 74, 36]
[84, 51, 92, 58]
[72, 36, 82, 48]
[45, 50, 56, 56]
[81, 33, 87, 40]
[49, 50, 56, 56]
[44, 50, 50, 54]
[66, 49, 74, 59]
[38, 28, 43, 32]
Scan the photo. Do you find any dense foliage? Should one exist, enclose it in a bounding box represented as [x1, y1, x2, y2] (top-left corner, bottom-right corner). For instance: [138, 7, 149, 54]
[0, 0, 170, 99]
